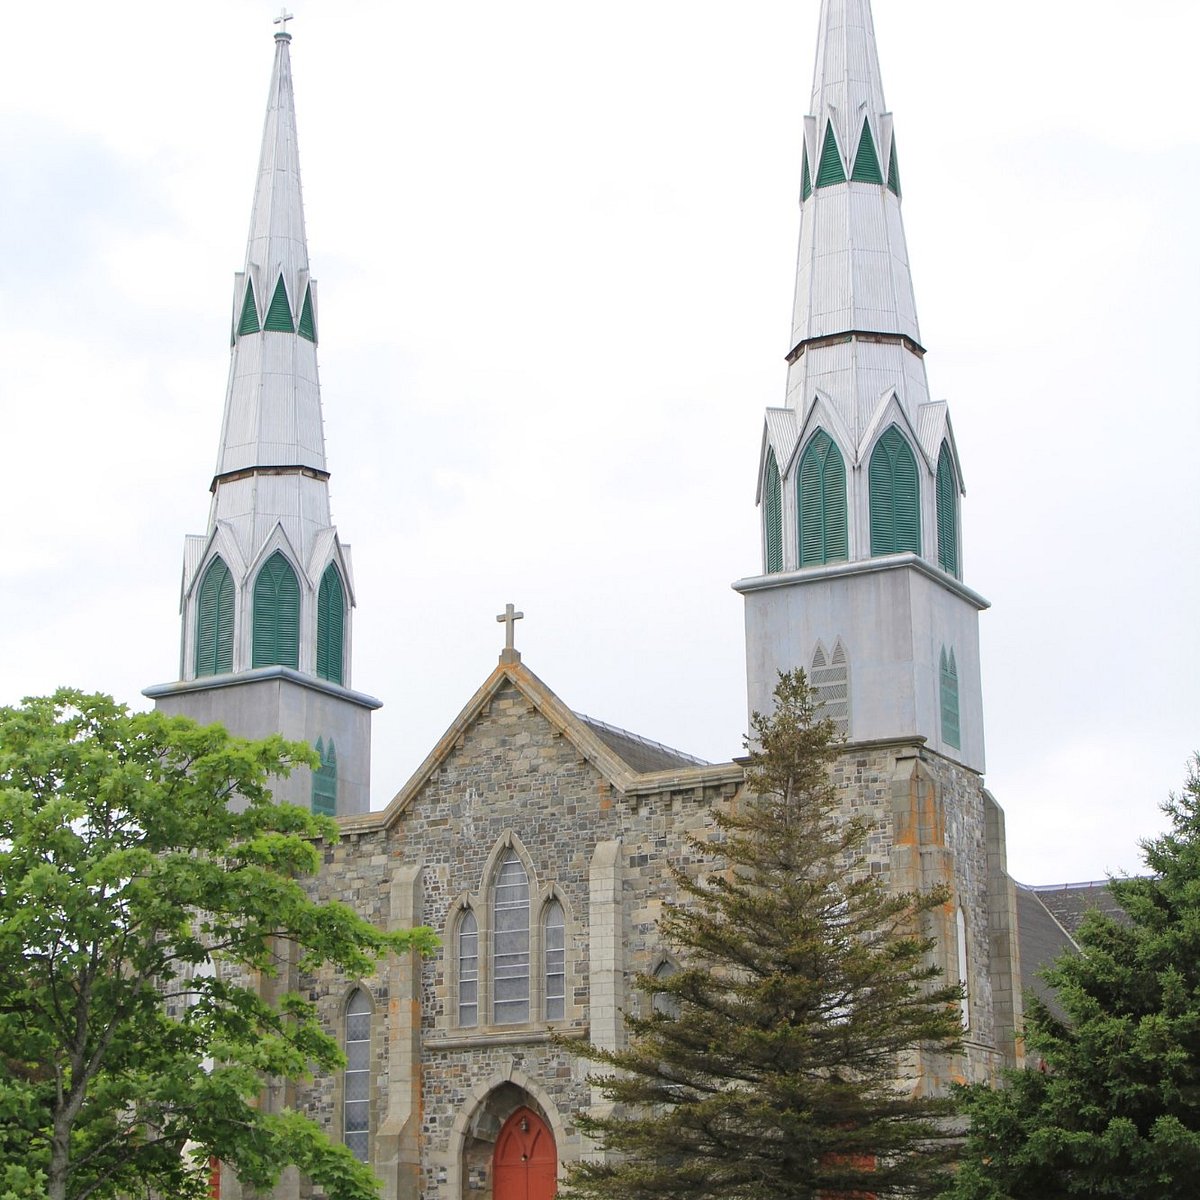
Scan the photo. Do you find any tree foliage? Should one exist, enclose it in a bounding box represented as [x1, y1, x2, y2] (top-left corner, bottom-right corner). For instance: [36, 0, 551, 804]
[0, 690, 437, 1200]
[562, 670, 964, 1200]
[945, 758, 1200, 1200]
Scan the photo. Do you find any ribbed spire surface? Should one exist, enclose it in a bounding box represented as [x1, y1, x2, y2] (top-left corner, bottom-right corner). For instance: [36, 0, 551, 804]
[209, 26, 331, 566]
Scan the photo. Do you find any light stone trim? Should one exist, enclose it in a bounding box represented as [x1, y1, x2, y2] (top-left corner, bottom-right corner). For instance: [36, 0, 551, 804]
[585, 839, 623, 1164]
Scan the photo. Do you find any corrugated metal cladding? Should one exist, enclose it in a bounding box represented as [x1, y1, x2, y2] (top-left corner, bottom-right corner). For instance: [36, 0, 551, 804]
[917, 401, 949, 465]
[764, 408, 798, 474]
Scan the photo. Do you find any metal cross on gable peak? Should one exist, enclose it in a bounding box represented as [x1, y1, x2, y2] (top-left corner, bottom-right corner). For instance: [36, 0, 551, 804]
[496, 603, 524, 664]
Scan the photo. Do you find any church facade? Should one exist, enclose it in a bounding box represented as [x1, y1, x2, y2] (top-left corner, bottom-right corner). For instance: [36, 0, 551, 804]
[146, 3, 1025, 1197]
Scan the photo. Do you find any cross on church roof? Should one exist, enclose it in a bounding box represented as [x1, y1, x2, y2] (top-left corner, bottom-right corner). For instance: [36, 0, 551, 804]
[496, 603, 524, 665]
[274, 8, 294, 36]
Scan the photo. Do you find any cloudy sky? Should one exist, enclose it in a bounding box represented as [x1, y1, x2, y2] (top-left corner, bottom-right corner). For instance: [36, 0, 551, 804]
[1, 1, 1196, 885]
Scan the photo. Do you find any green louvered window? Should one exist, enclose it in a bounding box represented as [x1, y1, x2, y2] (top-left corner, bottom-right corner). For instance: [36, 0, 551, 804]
[851, 118, 883, 184]
[316, 562, 346, 684]
[237, 278, 260, 336]
[815, 120, 846, 188]
[195, 557, 234, 678]
[797, 430, 848, 566]
[763, 447, 783, 574]
[312, 737, 337, 816]
[297, 283, 317, 342]
[800, 142, 812, 201]
[935, 441, 960, 577]
[252, 551, 301, 669]
[263, 275, 295, 333]
[869, 425, 921, 556]
[940, 648, 961, 750]
[887, 132, 901, 197]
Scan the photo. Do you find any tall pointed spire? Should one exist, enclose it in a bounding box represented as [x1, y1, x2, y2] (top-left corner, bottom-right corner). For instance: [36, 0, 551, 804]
[211, 17, 329, 565]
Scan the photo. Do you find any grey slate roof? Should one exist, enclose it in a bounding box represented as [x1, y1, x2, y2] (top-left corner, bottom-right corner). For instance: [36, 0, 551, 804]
[1027, 881, 1127, 937]
[574, 714, 710, 775]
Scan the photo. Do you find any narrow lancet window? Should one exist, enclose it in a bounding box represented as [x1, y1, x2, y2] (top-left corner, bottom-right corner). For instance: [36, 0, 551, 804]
[195, 557, 234, 678]
[252, 551, 301, 669]
[869, 425, 920, 556]
[317, 562, 346, 684]
[797, 430, 848, 566]
[492, 851, 530, 1024]
[458, 909, 479, 1028]
[544, 900, 565, 1021]
[763, 447, 783, 574]
[311, 738, 337, 816]
[940, 647, 961, 750]
[936, 441, 960, 577]
[652, 961, 680, 1019]
[343, 990, 370, 1162]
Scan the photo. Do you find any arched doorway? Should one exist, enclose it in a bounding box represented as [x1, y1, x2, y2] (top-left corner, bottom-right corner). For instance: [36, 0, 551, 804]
[493, 1106, 557, 1200]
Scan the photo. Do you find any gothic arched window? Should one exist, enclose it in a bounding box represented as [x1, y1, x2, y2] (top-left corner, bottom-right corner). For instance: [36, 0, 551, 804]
[252, 551, 301, 669]
[763, 447, 783, 574]
[316, 562, 346, 684]
[195, 557, 234, 678]
[311, 738, 337, 816]
[869, 425, 920, 556]
[457, 909, 479, 1028]
[940, 647, 961, 750]
[651, 960, 681, 1019]
[810, 640, 850, 738]
[797, 430, 848, 566]
[343, 989, 371, 1162]
[543, 900, 565, 1021]
[956, 906, 971, 1030]
[936, 441, 959, 577]
[492, 851, 531, 1024]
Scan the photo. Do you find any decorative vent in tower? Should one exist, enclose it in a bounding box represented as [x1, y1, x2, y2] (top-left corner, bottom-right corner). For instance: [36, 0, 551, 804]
[886, 132, 901, 196]
[195, 557, 234, 678]
[936, 441, 959, 577]
[263, 275, 294, 332]
[312, 737, 337, 815]
[940, 647, 960, 749]
[797, 429, 847, 566]
[851, 118, 883, 184]
[236, 278, 260, 336]
[810, 640, 849, 737]
[763, 447, 783, 574]
[801, 142, 812, 201]
[252, 551, 301, 669]
[815, 120, 846, 188]
[298, 282, 316, 342]
[316, 563, 345, 684]
[869, 426, 920, 557]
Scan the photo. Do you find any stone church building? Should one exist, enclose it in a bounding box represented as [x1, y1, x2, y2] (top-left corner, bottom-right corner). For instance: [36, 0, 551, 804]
[145, 2, 1036, 1196]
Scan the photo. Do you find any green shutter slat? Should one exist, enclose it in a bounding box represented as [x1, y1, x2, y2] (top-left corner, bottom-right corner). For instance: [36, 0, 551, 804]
[869, 426, 920, 557]
[851, 118, 883, 184]
[936, 441, 959, 576]
[297, 283, 316, 342]
[311, 737, 338, 816]
[316, 563, 345, 684]
[940, 648, 961, 749]
[763, 448, 783, 574]
[797, 430, 848, 566]
[195, 557, 234, 677]
[253, 552, 301, 669]
[237, 278, 260, 336]
[263, 275, 295, 333]
[887, 132, 902, 197]
[801, 142, 812, 202]
[815, 120, 846, 188]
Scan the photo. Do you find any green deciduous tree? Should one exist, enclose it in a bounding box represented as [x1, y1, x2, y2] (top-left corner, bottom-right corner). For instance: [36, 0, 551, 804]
[945, 759, 1200, 1200]
[562, 670, 964, 1200]
[0, 690, 437, 1200]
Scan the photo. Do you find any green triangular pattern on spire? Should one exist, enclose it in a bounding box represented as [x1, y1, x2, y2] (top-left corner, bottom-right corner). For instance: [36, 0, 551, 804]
[815, 120, 846, 188]
[297, 283, 316, 342]
[887, 132, 901, 196]
[851, 118, 883, 184]
[237, 278, 260, 336]
[801, 142, 812, 201]
[263, 275, 295, 333]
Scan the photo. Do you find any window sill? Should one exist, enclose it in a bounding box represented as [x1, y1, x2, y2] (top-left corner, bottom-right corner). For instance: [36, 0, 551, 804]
[430, 1023, 590, 1051]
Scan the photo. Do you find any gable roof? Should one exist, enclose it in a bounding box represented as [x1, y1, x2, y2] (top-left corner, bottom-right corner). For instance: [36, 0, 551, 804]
[337, 659, 741, 834]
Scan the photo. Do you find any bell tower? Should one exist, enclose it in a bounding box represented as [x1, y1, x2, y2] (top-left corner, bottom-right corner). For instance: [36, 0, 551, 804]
[145, 18, 380, 815]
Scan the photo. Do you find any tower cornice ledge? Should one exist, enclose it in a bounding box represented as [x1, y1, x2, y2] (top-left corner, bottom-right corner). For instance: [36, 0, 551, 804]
[732, 553, 990, 612]
[209, 464, 332, 493]
[785, 330, 926, 365]
[143, 666, 383, 711]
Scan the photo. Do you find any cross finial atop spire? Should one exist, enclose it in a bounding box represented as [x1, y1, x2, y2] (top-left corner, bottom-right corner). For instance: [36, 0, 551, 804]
[274, 7, 294, 37]
[496, 603, 524, 665]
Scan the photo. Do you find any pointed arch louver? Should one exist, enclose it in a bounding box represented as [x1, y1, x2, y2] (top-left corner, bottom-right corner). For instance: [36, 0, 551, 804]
[263, 275, 295, 332]
[815, 120, 846, 188]
[297, 282, 317, 342]
[797, 430, 848, 566]
[317, 562, 346, 684]
[887, 132, 902, 196]
[936, 441, 960, 577]
[940, 647, 961, 749]
[851, 118, 883, 184]
[195, 557, 234, 678]
[252, 551, 301, 669]
[810, 640, 850, 737]
[868, 425, 920, 557]
[801, 142, 812, 201]
[311, 737, 337, 816]
[763, 447, 783, 574]
[236, 278, 260, 336]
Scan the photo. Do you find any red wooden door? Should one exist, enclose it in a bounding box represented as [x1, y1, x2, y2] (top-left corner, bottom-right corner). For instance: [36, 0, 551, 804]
[493, 1106, 557, 1200]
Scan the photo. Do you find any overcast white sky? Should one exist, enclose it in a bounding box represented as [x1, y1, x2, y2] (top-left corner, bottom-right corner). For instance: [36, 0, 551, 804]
[1, 1, 1196, 885]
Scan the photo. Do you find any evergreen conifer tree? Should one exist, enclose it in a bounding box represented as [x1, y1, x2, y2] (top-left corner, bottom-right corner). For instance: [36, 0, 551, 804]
[563, 670, 964, 1200]
[945, 760, 1200, 1200]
